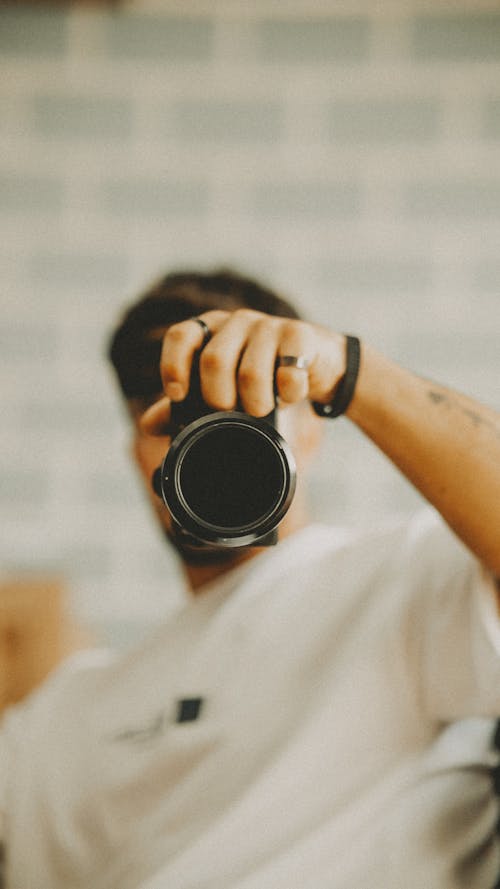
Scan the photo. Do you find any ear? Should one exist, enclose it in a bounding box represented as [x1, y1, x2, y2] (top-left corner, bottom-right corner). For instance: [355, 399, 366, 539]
[129, 429, 156, 483]
[130, 432, 144, 470]
[278, 403, 325, 471]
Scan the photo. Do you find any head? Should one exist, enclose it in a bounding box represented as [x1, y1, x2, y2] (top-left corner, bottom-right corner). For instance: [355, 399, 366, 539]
[108, 268, 322, 581]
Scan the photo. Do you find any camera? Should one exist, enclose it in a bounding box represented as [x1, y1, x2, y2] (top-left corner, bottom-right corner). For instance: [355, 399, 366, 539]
[152, 358, 296, 550]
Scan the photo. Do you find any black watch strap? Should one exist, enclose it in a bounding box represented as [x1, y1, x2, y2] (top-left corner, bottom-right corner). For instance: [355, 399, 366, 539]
[311, 335, 361, 419]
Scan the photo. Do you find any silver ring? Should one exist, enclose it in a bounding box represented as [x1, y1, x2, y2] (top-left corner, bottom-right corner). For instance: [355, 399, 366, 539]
[192, 317, 211, 348]
[279, 354, 311, 371]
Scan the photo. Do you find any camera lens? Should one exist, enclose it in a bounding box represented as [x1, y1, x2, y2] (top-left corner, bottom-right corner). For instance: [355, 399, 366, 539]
[178, 424, 285, 528]
[157, 412, 296, 547]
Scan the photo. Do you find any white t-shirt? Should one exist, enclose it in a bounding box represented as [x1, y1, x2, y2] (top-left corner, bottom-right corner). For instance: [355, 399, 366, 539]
[0, 512, 499, 889]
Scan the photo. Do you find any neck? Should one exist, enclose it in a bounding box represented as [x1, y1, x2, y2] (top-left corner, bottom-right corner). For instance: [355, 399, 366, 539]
[184, 545, 261, 593]
[183, 495, 309, 593]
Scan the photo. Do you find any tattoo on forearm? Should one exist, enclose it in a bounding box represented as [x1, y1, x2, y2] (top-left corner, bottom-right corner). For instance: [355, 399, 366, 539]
[427, 391, 447, 406]
[427, 388, 500, 440]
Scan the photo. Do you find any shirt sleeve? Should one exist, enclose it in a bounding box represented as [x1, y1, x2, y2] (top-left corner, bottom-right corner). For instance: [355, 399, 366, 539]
[400, 510, 500, 722]
[0, 647, 111, 873]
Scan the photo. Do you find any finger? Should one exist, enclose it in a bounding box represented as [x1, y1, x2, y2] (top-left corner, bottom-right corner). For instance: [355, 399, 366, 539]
[276, 321, 315, 404]
[160, 311, 229, 401]
[160, 319, 203, 401]
[139, 396, 172, 436]
[237, 318, 280, 417]
[199, 309, 259, 410]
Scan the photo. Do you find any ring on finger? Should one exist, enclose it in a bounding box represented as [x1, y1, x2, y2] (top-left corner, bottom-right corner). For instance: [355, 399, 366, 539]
[192, 317, 212, 348]
[278, 354, 311, 371]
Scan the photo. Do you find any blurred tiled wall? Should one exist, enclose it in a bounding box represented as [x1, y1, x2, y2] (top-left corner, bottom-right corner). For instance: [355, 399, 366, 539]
[1, 1, 499, 647]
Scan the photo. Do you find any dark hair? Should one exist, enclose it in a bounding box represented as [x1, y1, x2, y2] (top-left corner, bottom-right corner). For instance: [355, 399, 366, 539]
[108, 268, 301, 399]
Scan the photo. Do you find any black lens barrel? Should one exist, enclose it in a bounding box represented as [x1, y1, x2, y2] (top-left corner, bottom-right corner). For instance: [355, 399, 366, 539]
[156, 411, 296, 548]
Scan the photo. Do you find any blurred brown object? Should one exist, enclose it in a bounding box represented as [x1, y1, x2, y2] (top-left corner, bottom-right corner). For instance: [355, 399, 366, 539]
[0, 577, 91, 714]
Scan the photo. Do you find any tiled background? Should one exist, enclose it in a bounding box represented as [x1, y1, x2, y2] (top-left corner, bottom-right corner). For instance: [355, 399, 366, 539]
[1, 1, 499, 647]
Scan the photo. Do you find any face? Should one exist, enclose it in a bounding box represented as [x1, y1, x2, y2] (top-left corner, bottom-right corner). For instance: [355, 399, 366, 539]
[129, 396, 248, 568]
[129, 395, 324, 571]
[123, 305, 325, 573]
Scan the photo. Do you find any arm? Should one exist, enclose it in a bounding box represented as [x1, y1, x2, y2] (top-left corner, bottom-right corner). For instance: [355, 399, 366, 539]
[140, 309, 500, 586]
[347, 343, 500, 583]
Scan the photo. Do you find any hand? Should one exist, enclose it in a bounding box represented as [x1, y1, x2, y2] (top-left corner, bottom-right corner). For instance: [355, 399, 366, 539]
[140, 309, 346, 434]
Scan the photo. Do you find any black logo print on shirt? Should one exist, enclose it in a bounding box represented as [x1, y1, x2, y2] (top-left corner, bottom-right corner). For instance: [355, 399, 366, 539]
[107, 697, 205, 743]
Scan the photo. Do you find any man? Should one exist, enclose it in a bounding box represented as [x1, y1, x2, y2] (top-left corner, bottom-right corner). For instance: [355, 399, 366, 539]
[0, 268, 499, 888]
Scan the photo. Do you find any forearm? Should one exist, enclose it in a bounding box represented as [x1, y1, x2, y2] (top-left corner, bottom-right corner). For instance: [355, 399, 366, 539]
[347, 343, 500, 578]
[0, 579, 90, 712]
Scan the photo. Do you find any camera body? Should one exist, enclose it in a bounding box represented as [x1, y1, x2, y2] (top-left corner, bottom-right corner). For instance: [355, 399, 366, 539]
[152, 360, 296, 550]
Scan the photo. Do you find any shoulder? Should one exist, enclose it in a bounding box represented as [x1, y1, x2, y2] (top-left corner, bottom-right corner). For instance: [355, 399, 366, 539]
[327, 508, 484, 577]
[302, 509, 495, 609]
